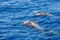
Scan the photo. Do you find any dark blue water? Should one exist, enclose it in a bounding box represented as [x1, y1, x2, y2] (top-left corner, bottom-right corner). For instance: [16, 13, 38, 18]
[0, 0, 60, 40]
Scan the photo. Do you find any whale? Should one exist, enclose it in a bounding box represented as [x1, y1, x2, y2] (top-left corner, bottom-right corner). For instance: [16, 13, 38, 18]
[34, 12, 48, 16]
[23, 21, 43, 30]
[34, 11, 60, 18]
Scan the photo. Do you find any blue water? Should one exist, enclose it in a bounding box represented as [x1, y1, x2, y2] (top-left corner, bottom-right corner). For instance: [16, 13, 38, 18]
[0, 0, 60, 40]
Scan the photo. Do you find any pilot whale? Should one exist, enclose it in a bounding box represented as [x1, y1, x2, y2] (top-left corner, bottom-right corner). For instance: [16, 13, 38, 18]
[34, 11, 60, 18]
[34, 12, 48, 16]
[23, 21, 43, 30]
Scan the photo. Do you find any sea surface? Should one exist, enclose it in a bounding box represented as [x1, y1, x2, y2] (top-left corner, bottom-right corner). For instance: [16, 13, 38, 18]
[0, 0, 60, 40]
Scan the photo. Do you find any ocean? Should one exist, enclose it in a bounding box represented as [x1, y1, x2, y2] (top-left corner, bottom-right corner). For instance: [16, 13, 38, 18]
[0, 0, 60, 40]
